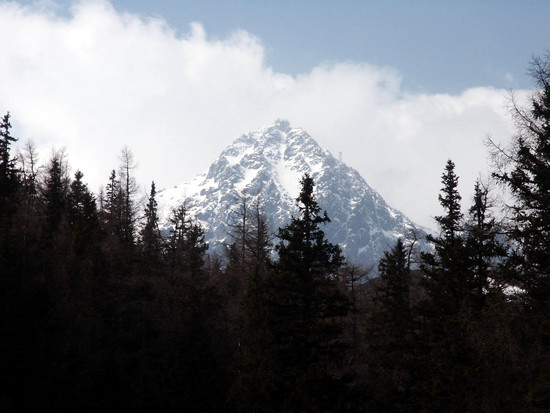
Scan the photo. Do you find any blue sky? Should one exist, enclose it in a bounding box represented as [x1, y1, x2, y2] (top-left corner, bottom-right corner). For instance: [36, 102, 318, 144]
[1, 0, 548, 228]
[99, 0, 549, 93]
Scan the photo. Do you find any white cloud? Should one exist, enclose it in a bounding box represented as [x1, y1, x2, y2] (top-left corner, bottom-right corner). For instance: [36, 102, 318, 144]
[0, 0, 519, 229]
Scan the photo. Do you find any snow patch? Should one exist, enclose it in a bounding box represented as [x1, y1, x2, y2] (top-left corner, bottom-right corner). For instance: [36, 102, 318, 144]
[235, 167, 257, 193]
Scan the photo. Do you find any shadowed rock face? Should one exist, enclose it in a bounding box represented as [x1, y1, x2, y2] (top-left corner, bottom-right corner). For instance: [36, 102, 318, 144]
[158, 119, 427, 269]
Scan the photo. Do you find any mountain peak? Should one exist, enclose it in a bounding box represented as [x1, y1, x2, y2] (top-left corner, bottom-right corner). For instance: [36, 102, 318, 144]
[158, 121, 425, 269]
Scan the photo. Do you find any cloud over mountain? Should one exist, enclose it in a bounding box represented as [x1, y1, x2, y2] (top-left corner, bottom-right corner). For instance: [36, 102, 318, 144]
[0, 0, 519, 228]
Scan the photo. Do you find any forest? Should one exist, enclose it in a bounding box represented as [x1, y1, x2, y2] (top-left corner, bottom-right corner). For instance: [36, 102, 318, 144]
[0, 55, 550, 412]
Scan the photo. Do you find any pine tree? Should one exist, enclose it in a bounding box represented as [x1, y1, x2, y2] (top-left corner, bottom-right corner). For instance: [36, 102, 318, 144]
[67, 170, 100, 255]
[0, 112, 19, 264]
[493, 55, 550, 308]
[421, 159, 468, 315]
[163, 202, 229, 410]
[367, 238, 417, 412]
[0, 113, 27, 408]
[139, 181, 162, 268]
[0, 112, 18, 202]
[464, 179, 504, 312]
[10, 141, 41, 276]
[99, 164, 137, 273]
[42, 152, 69, 237]
[235, 174, 350, 412]
[491, 53, 550, 409]
[165, 203, 208, 278]
[375, 239, 411, 341]
[101, 169, 122, 237]
[418, 160, 472, 412]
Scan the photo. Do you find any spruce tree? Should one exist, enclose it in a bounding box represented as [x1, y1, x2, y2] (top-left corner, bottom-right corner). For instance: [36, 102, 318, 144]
[163, 202, 227, 409]
[464, 179, 504, 312]
[235, 174, 350, 412]
[492, 52, 550, 409]
[42, 152, 69, 237]
[367, 238, 416, 411]
[0, 112, 19, 265]
[493, 54, 550, 309]
[418, 159, 472, 411]
[0, 112, 26, 408]
[375, 238, 411, 342]
[139, 181, 162, 268]
[421, 159, 468, 315]
[99, 163, 137, 273]
[165, 203, 208, 277]
[0, 112, 18, 204]
[101, 169, 122, 238]
[68, 170, 100, 250]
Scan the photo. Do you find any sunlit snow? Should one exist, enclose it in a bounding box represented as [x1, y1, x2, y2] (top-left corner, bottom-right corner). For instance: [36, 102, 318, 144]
[156, 120, 428, 268]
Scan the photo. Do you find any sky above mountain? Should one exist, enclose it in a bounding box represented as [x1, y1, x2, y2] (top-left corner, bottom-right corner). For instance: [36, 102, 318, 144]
[1, 0, 548, 228]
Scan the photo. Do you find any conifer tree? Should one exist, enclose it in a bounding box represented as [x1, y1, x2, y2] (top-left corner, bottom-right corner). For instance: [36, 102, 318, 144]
[0, 112, 19, 264]
[491, 52, 550, 409]
[0, 112, 25, 407]
[139, 181, 162, 267]
[418, 159, 472, 411]
[375, 238, 411, 340]
[421, 159, 468, 315]
[10, 141, 41, 277]
[464, 179, 504, 312]
[163, 202, 228, 409]
[101, 169, 122, 237]
[165, 203, 208, 277]
[68, 170, 100, 255]
[0, 112, 19, 204]
[368, 238, 417, 411]
[42, 152, 69, 237]
[493, 54, 550, 309]
[166, 203, 190, 268]
[235, 174, 350, 412]
[99, 159, 138, 272]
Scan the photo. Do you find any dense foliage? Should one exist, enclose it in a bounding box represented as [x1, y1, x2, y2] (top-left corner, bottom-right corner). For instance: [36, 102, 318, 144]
[1, 54, 550, 411]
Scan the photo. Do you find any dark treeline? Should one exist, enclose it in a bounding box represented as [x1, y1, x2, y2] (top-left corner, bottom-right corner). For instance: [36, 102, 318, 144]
[1, 55, 550, 411]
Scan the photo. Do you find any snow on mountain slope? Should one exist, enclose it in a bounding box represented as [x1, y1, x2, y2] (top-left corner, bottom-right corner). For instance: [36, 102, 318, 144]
[157, 119, 426, 269]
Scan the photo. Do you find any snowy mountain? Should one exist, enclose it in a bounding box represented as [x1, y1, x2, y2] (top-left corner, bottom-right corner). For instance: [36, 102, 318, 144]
[157, 119, 426, 269]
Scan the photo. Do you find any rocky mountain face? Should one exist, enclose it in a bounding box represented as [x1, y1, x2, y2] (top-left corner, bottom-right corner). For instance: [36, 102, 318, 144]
[157, 119, 426, 270]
